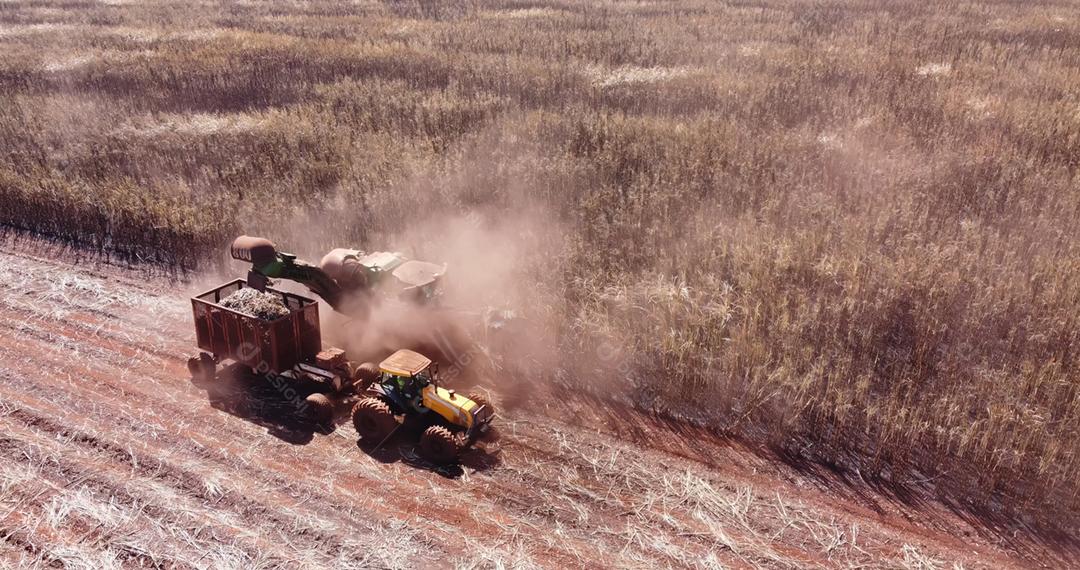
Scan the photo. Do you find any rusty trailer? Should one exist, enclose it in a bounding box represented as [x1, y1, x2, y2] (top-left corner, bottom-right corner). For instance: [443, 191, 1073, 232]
[191, 279, 321, 374]
[187, 279, 363, 423]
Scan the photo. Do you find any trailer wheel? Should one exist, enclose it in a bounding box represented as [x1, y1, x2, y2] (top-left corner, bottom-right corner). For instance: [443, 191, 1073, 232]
[351, 398, 398, 442]
[186, 356, 200, 377]
[187, 353, 215, 386]
[352, 362, 379, 392]
[419, 426, 462, 464]
[304, 393, 333, 425]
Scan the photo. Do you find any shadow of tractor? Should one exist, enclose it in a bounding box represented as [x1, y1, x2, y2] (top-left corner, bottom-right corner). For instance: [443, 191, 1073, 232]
[192, 363, 502, 476]
[354, 416, 502, 478]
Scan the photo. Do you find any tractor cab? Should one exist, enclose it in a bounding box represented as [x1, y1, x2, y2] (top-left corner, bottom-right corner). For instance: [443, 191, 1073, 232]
[351, 348, 497, 462]
[376, 349, 436, 411]
[372, 349, 493, 435]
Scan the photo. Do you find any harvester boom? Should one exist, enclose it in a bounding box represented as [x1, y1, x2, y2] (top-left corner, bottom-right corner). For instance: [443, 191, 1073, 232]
[231, 236, 345, 310]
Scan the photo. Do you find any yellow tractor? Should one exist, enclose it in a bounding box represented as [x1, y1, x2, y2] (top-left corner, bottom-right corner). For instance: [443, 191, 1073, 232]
[352, 349, 496, 463]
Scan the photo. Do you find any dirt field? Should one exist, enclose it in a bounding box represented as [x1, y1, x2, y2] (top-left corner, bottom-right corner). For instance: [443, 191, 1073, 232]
[0, 243, 1073, 569]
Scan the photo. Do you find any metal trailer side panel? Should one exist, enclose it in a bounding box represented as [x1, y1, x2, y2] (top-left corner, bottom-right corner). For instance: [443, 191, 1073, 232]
[191, 279, 321, 374]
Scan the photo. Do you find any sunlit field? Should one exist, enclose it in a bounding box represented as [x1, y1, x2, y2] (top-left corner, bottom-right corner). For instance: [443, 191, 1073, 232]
[2, 0, 1079, 528]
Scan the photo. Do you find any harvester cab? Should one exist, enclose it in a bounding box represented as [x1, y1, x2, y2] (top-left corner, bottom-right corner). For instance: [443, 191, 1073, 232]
[322, 248, 446, 305]
[354, 349, 496, 463]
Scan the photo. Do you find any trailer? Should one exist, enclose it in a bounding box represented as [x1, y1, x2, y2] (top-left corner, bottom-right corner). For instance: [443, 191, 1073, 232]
[187, 279, 374, 423]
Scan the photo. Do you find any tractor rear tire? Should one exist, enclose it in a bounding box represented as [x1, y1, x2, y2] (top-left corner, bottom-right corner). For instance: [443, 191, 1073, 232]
[353, 362, 379, 392]
[419, 426, 463, 464]
[352, 397, 398, 442]
[305, 393, 333, 425]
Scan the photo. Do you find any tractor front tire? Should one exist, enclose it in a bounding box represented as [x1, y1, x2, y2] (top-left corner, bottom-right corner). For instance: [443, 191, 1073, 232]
[352, 398, 398, 442]
[467, 392, 499, 442]
[352, 362, 379, 392]
[467, 392, 495, 412]
[419, 426, 463, 464]
[305, 393, 333, 425]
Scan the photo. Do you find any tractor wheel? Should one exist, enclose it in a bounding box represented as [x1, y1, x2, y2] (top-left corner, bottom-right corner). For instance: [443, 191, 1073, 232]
[467, 392, 499, 442]
[419, 426, 463, 464]
[304, 393, 333, 425]
[467, 392, 495, 412]
[352, 362, 379, 392]
[351, 397, 398, 442]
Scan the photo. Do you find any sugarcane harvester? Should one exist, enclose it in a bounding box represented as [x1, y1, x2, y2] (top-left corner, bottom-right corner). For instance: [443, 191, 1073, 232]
[230, 235, 446, 310]
[186, 236, 495, 463]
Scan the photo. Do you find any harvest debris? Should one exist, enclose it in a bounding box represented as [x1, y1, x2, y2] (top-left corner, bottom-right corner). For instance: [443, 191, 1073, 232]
[219, 287, 290, 321]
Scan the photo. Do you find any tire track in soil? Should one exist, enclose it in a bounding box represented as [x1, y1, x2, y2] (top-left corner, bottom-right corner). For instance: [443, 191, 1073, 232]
[0, 438, 186, 569]
[493, 434, 824, 569]
[0, 299, 688, 566]
[1, 301, 758, 567]
[0, 247, 1053, 569]
[504, 408, 1015, 569]
[0, 334, 620, 567]
[0, 375, 452, 568]
[0, 408, 416, 568]
[0, 434, 247, 569]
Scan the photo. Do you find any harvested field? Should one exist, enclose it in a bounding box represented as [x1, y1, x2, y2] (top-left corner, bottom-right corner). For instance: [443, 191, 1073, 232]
[0, 243, 1073, 569]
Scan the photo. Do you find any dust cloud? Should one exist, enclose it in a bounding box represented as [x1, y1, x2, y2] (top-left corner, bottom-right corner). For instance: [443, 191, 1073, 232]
[323, 208, 564, 393]
[229, 119, 570, 400]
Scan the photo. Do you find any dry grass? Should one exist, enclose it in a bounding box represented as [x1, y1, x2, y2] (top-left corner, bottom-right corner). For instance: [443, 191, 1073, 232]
[2, 0, 1079, 531]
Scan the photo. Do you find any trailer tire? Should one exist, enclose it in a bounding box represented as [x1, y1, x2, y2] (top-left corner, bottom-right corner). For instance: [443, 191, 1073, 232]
[305, 393, 333, 425]
[419, 426, 462, 464]
[186, 356, 200, 378]
[352, 398, 398, 442]
[187, 353, 215, 386]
